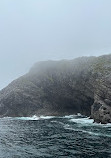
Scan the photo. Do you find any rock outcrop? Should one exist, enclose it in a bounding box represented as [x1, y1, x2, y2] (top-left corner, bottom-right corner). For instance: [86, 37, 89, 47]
[0, 54, 111, 123]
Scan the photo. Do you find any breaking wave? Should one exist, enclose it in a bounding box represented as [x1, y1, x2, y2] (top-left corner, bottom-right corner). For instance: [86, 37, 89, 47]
[0, 114, 111, 157]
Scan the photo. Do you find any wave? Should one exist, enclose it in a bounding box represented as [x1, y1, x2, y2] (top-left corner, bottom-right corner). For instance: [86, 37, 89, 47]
[1, 114, 111, 127]
[63, 113, 83, 119]
[15, 115, 55, 120]
[2, 114, 111, 138]
[70, 117, 94, 124]
[70, 117, 111, 127]
[16, 113, 84, 120]
[64, 124, 111, 137]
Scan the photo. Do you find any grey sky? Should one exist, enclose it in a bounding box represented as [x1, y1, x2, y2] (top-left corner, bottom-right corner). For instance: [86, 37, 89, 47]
[0, 0, 111, 90]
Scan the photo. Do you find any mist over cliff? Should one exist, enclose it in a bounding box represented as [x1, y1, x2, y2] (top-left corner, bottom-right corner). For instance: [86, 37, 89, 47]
[0, 54, 111, 124]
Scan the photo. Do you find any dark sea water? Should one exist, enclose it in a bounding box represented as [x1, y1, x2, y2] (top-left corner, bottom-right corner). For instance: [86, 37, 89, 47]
[0, 115, 111, 158]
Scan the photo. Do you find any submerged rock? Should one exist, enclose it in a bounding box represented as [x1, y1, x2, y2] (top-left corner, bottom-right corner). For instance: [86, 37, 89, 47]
[0, 54, 111, 124]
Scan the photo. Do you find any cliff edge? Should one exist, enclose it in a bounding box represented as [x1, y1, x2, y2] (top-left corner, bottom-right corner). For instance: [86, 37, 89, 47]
[0, 54, 111, 124]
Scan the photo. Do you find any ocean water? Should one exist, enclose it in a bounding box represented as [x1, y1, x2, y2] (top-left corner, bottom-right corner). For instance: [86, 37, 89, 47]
[0, 115, 111, 158]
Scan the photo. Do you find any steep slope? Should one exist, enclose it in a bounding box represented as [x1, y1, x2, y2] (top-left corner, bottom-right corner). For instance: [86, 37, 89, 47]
[0, 54, 111, 123]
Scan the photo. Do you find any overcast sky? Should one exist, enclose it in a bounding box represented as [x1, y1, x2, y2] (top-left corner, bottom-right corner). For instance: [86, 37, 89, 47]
[0, 0, 111, 89]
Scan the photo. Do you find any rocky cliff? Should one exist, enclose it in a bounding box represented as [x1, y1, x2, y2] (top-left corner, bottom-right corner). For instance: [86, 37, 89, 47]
[0, 54, 111, 124]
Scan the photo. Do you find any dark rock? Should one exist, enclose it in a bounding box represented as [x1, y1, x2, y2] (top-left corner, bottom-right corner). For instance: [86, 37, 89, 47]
[0, 54, 111, 124]
[104, 99, 111, 105]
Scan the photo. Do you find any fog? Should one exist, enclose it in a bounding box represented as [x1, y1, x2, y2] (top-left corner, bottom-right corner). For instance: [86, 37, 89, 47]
[0, 0, 111, 90]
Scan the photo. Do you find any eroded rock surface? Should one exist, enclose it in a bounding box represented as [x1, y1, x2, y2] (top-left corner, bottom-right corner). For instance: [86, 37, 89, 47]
[91, 75, 111, 123]
[0, 54, 111, 123]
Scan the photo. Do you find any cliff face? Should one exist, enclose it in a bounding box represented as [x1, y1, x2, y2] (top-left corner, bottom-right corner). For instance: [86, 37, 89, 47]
[0, 54, 111, 123]
[91, 56, 111, 124]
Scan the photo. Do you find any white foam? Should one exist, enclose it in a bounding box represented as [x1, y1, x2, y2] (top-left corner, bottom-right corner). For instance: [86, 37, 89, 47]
[16, 115, 40, 120]
[64, 113, 83, 119]
[64, 115, 76, 118]
[15, 115, 55, 120]
[70, 117, 94, 124]
[63, 124, 111, 137]
[70, 116, 111, 127]
[104, 123, 111, 127]
[96, 122, 111, 127]
[77, 113, 82, 116]
[70, 117, 111, 127]
[40, 115, 55, 119]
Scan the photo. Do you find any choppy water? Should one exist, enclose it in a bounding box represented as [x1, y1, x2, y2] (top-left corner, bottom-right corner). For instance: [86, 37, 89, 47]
[0, 114, 111, 158]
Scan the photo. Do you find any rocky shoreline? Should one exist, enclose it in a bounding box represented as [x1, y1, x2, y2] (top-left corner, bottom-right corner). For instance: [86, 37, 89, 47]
[0, 54, 111, 124]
